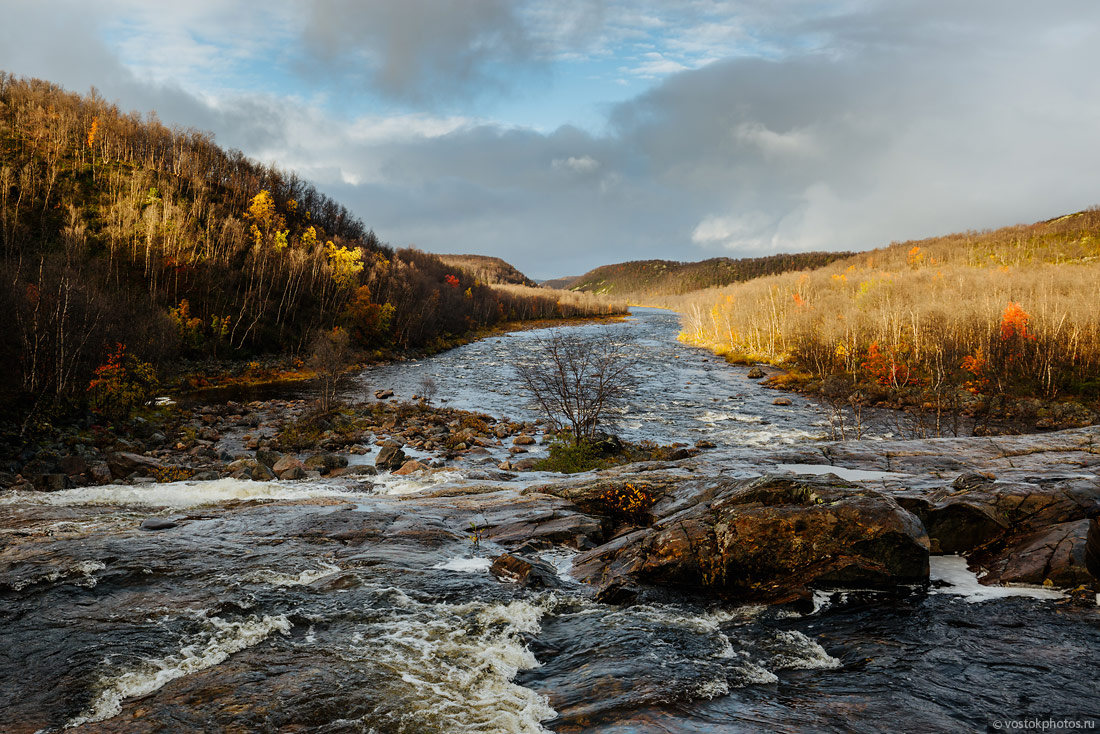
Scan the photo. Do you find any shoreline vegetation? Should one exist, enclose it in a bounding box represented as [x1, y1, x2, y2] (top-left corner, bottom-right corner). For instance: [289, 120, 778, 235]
[661, 209, 1100, 435]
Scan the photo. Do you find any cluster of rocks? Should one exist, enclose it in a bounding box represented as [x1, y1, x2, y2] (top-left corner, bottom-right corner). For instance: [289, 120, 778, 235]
[468, 428, 1100, 605]
[0, 394, 561, 490]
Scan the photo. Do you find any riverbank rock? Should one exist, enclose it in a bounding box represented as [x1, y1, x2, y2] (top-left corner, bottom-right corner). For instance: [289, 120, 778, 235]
[375, 442, 407, 471]
[140, 518, 179, 531]
[571, 475, 929, 604]
[971, 519, 1094, 587]
[489, 553, 560, 588]
[393, 460, 426, 476]
[106, 451, 164, 479]
[747, 367, 766, 379]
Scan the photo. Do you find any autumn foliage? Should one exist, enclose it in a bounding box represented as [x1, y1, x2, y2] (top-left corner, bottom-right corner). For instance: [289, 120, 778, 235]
[0, 74, 625, 425]
[672, 208, 1100, 404]
[86, 344, 158, 420]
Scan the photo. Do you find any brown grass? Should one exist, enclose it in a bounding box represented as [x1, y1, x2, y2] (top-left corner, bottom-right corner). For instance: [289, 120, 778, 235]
[668, 208, 1100, 402]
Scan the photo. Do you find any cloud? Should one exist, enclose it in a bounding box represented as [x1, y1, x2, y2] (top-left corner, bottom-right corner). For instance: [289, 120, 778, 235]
[552, 155, 600, 174]
[3, 0, 1100, 280]
[300, 0, 543, 105]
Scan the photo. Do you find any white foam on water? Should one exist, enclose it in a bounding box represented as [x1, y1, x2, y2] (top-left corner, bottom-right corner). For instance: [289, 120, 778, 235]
[5, 559, 106, 591]
[67, 614, 291, 727]
[242, 562, 342, 587]
[764, 630, 842, 671]
[776, 463, 911, 482]
[930, 555, 1065, 603]
[0, 478, 352, 508]
[698, 410, 763, 425]
[371, 470, 467, 496]
[537, 549, 580, 584]
[340, 597, 555, 733]
[432, 557, 493, 573]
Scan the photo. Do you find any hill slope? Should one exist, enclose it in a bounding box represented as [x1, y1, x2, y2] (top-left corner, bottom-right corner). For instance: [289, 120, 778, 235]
[674, 208, 1100, 418]
[0, 73, 621, 424]
[435, 254, 538, 286]
[561, 252, 852, 298]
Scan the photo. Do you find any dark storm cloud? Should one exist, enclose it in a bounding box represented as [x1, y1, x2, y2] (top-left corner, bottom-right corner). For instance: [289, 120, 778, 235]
[301, 0, 547, 105]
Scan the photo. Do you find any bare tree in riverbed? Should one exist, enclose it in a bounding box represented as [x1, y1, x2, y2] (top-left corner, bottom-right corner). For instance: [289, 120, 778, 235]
[514, 329, 638, 444]
[309, 327, 352, 412]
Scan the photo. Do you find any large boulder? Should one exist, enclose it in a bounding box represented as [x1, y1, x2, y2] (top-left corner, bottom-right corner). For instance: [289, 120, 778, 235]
[971, 519, 1094, 587]
[893, 473, 1100, 554]
[374, 442, 407, 471]
[106, 451, 164, 479]
[304, 453, 348, 475]
[571, 475, 929, 604]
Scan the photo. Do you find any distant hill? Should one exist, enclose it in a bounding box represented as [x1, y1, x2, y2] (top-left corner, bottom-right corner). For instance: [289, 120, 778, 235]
[560, 253, 853, 297]
[436, 254, 538, 287]
[540, 275, 583, 290]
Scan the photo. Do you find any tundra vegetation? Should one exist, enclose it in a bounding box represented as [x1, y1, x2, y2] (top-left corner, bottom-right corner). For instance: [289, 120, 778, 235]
[0, 73, 623, 441]
[669, 210, 1100, 433]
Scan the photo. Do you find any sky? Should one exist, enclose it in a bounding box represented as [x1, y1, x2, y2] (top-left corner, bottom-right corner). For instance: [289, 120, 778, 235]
[1, 1, 1099, 279]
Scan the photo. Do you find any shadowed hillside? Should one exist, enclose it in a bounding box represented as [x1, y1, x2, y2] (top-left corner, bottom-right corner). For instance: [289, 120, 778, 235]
[559, 252, 852, 299]
[435, 254, 538, 286]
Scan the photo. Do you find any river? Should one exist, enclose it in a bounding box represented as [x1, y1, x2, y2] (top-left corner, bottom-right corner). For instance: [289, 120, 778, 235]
[1, 308, 1097, 733]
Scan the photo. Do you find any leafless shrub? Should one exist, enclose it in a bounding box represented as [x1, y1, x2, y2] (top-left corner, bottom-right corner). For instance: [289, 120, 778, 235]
[514, 329, 638, 444]
[417, 375, 439, 405]
[309, 327, 351, 412]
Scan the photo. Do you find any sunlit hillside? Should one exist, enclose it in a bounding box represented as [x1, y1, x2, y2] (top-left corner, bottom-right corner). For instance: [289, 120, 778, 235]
[670, 209, 1100, 409]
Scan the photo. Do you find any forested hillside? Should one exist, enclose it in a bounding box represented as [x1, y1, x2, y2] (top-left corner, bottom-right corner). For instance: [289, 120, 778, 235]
[435, 254, 538, 286]
[673, 210, 1100, 421]
[0, 74, 620, 427]
[561, 252, 851, 299]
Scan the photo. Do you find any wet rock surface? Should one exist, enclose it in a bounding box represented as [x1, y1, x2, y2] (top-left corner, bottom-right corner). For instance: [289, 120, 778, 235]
[570, 475, 930, 603]
[2, 310, 1099, 732]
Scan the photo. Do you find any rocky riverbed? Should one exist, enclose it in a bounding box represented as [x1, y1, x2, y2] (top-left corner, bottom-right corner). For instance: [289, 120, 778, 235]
[2, 309, 1098, 732]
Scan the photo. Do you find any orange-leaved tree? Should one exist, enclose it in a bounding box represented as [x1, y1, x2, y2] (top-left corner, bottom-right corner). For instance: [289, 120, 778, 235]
[86, 343, 158, 420]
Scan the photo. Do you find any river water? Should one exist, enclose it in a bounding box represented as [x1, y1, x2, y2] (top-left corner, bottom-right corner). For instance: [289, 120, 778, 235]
[1, 308, 1097, 733]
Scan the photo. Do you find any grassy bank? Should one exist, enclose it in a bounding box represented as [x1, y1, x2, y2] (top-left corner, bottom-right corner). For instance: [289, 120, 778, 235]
[667, 209, 1100, 432]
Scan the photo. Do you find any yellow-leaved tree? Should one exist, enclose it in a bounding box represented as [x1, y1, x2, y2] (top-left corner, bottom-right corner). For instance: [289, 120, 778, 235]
[245, 190, 288, 249]
[325, 241, 364, 287]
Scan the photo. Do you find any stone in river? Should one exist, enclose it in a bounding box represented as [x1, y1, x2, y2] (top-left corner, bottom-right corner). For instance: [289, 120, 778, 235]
[304, 453, 349, 474]
[393, 460, 426, 476]
[140, 518, 179, 531]
[273, 455, 305, 478]
[571, 475, 929, 604]
[106, 451, 164, 479]
[971, 519, 1094, 587]
[489, 553, 560, 588]
[375, 442, 407, 471]
[251, 463, 276, 481]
